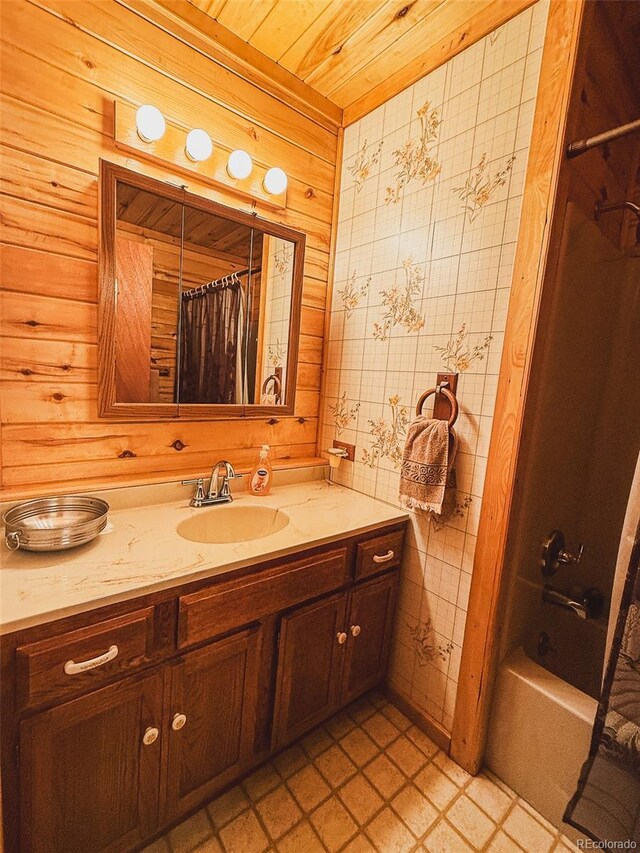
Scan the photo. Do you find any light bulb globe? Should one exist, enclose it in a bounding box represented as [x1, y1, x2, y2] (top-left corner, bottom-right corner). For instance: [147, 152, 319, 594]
[135, 105, 165, 143]
[227, 149, 253, 180]
[263, 167, 288, 195]
[185, 128, 213, 162]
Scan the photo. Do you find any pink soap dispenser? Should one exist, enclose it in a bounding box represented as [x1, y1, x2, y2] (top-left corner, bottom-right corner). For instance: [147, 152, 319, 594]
[248, 444, 272, 496]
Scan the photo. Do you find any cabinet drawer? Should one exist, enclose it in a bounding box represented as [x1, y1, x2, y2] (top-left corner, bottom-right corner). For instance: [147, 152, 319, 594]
[356, 530, 404, 579]
[16, 607, 156, 710]
[178, 548, 348, 648]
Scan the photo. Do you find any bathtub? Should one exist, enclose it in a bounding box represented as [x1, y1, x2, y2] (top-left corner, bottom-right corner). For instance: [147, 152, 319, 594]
[486, 648, 596, 842]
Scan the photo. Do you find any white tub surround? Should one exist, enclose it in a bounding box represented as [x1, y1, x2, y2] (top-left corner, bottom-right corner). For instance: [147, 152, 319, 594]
[487, 649, 595, 842]
[1, 479, 407, 634]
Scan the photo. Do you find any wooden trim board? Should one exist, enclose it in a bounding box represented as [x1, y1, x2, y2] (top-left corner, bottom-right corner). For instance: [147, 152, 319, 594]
[129, 0, 343, 131]
[316, 126, 344, 458]
[449, 0, 586, 774]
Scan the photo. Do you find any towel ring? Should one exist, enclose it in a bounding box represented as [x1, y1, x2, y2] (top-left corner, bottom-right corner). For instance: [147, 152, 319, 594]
[261, 374, 282, 402]
[415, 386, 458, 428]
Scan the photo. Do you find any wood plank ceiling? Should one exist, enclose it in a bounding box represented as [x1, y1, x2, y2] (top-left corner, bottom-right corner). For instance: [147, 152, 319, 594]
[180, 0, 537, 125]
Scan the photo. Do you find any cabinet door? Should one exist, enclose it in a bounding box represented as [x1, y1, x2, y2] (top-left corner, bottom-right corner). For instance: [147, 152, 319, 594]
[163, 625, 261, 822]
[272, 592, 347, 750]
[341, 573, 398, 705]
[20, 671, 164, 853]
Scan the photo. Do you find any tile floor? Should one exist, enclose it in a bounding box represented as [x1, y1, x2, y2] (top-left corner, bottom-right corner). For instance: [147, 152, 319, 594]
[147, 691, 579, 853]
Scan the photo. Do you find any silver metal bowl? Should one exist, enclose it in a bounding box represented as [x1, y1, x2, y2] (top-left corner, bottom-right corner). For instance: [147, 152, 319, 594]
[3, 496, 109, 552]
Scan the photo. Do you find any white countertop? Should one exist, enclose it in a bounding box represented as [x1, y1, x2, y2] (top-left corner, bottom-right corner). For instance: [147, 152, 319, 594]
[1, 479, 407, 635]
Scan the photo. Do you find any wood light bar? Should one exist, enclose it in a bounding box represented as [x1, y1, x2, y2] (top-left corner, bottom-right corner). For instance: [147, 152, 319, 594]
[114, 100, 287, 212]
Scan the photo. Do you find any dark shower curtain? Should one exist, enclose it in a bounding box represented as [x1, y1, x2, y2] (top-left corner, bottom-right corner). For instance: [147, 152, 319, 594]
[179, 282, 243, 404]
[565, 521, 640, 843]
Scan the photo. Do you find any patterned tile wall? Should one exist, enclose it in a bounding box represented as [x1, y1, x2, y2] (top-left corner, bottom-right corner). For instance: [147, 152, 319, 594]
[261, 237, 293, 403]
[321, 2, 549, 732]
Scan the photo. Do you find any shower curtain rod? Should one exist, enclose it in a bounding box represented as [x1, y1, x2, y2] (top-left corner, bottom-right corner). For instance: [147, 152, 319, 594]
[181, 265, 262, 300]
[566, 117, 640, 158]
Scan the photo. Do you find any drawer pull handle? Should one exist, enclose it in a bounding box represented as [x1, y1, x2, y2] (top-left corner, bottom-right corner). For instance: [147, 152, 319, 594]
[373, 550, 395, 564]
[337, 631, 347, 645]
[63, 644, 119, 675]
[142, 726, 159, 746]
[172, 713, 187, 731]
[351, 625, 361, 637]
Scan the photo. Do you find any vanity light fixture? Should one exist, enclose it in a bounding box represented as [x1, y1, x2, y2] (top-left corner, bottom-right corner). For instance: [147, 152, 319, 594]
[185, 128, 213, 162]
[135, 105, 166, 143]
[227, 149, 253, 180]
[263, 167, 288, 195]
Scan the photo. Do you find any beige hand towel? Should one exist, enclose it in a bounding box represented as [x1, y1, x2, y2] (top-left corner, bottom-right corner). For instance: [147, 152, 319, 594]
[399, 417, 458, 514]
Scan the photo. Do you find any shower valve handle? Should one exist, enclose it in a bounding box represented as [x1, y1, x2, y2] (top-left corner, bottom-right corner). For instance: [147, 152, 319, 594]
[540, 530, 585, 576]
[558, 542, 584, 566]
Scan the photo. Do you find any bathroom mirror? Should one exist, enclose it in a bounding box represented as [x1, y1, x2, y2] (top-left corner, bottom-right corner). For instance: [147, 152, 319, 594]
[98, 160, 304, 419]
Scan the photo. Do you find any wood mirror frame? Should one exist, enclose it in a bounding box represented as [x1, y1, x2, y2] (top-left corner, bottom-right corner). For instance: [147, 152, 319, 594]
[98, 160, 305, 420]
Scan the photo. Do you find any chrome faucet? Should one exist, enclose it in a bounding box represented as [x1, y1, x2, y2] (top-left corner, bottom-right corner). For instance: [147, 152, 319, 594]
[208, 460, 239, 503]
[183, 460, 241, 507]
[542, 585, 604, 620]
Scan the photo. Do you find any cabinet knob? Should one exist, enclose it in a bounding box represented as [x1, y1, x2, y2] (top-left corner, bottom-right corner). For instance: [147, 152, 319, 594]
[350, 625, 361, 637]
[142, 726, 159, 746]
[172, 713, 187, 731]
[337, 631, 347, 645]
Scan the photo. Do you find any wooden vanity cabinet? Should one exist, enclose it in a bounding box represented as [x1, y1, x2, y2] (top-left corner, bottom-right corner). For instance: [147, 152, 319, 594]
[16, 627, 262, 853]
[1, 522, 405, 853]
[163, 625, 261, 823]
[272, 592, 348, 748]
[341, 572, 398, 704]
[272, 571, 398, 750]
[20, 670, 164, 853]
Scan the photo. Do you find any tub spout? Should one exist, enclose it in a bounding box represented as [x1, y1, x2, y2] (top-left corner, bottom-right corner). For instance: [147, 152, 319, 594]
[542, 585, 604, 620]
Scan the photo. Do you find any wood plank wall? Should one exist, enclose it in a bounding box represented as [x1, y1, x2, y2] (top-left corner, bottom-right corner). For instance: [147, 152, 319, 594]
[0, 0, 337, 498]
[562, 1, 640, 247]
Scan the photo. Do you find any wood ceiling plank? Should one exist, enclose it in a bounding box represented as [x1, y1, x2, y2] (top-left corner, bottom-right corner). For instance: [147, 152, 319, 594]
[187, 0, 226, 14]
[202, 0, 227, 15]
[304, 0, 446, 96]
[216, 0, 278, 42]
[142, 0, 342, 128]
[332, 0, 477, 105]
[279, 0, 387, 79]
[249, 0, 333, 62]
[342, 0, 537, 124]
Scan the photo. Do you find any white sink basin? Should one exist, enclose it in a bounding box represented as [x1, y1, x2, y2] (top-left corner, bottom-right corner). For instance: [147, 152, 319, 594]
[176, 504, 290, 544]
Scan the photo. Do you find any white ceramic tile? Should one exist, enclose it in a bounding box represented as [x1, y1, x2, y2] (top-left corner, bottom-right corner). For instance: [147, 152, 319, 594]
[440, 85, 481, 142]
[322, 4, 545, 733]
[445, 39, 485, 101]
[477, 59, 526, 126]
[471, 108, 518, 166]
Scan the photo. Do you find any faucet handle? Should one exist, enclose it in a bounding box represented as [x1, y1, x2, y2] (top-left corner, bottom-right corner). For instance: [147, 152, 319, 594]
[559, 542, 584, 566]
[182, 478, 205, 507]
[540, 530, 585, 576]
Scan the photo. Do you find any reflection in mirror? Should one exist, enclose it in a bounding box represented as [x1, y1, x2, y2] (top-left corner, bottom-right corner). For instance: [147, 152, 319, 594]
[179, 207, 254, 404]
[257, 236, 294, 405]
[110, 169, 299, 411]
[115, 183, 183, 404]
[178, 219, 294, 406]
